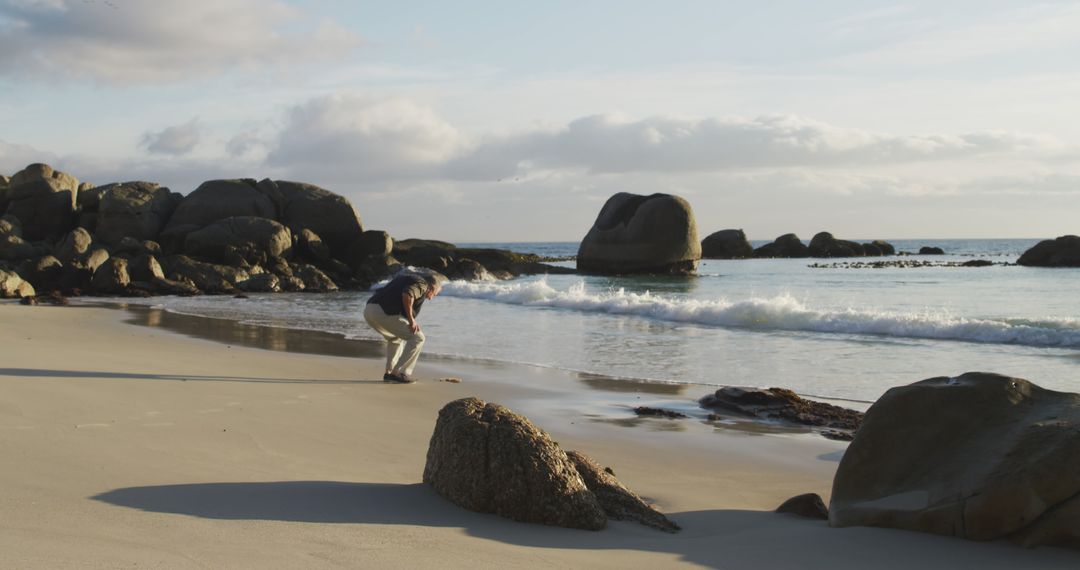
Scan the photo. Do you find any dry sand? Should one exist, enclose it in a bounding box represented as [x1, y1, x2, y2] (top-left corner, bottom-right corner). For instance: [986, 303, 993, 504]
[0, 301, 1076, 569]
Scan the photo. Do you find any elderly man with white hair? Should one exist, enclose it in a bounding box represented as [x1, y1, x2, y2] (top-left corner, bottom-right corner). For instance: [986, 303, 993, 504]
[363, 272, 443, 383]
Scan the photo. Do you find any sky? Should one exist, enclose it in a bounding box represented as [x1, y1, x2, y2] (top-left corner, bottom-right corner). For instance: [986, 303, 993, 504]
[1, 0, 1078, 242]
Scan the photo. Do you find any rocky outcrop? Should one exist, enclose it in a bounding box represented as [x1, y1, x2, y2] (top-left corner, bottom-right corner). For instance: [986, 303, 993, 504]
[700, 386, 863, 432]
[701, 229, 753, 259]
[424, 397, 607, 530]
[753, 233, 809, 258]
[565, 450, 680, 532]
[95, 181, 178, 246]
[776, 493, 828, 520]
[577, 193, 700, 275]
[809, 232, 865, 258]
[919, 246, 945, 255]
[0, 269, 35, 298]
[184, 216, 293, 265]
[1017, 235, 1080, 267]
[829, 372, 1080, 550]
[868, 240, 895, 256]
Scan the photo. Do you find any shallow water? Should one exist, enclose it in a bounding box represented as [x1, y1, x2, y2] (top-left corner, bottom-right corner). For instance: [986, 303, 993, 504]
[103, 238, 1079, 402]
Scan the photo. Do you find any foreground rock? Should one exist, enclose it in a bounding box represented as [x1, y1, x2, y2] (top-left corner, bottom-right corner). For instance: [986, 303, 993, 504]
[701, 229, 753, 259]
[565, 450, 680, 532]
[577, 192, 700, 274]
[829, 372, 1080, 550]
[1017, 235, 1080, 267]
[424, 397, 679, 532]
[700, 387, 862, 432]
[424, 397, 607, 530]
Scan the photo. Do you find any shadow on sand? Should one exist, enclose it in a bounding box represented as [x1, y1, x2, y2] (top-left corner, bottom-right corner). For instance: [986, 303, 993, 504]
[0, 367, 380, 385]
[91, 481, 1079, 569]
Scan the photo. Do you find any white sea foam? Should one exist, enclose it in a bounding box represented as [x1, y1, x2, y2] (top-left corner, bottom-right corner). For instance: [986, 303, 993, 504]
[441, 278, 1080, 348]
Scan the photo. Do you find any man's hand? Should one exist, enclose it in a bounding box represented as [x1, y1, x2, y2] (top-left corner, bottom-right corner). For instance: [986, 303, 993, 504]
[409, 321, 421, 334]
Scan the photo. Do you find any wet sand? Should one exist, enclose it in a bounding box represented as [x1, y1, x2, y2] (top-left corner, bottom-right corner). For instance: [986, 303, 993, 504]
[0, 301, 1076, 568]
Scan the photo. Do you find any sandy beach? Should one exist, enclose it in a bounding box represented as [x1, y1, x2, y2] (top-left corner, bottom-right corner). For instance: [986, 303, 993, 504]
[1, 301, 1076, 569]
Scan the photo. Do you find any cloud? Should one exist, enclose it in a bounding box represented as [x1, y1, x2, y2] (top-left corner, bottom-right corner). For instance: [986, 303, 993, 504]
[225, 130, 263, 158]
[140, 118, 201, 155]
[447, 113, 1064, 178]
[0, 0, 362, 83]
[266, 94, 466, 182]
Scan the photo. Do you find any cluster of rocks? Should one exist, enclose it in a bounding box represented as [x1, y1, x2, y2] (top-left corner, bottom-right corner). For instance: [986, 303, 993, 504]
[0, 163, 565, 299]
[823, 372, 1080, 550]
[702, 230, 899, 259]
[808, 259, 1000, 269]
[424, 397, 680, 532]
[699, 386, 863, 440]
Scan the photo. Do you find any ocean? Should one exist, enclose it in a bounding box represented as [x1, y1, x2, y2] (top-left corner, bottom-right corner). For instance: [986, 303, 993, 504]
[107, 238, 1079, 405]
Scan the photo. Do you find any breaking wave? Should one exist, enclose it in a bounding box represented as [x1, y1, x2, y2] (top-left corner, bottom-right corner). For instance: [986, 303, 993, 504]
[441, 278, 1080, 348]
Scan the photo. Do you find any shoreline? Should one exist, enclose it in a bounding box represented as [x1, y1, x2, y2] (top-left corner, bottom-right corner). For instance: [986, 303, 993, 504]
[1, 300, 1076, 568]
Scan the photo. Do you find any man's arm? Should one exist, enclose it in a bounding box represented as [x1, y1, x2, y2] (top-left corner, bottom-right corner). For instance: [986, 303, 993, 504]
[401, 291, 420, 333]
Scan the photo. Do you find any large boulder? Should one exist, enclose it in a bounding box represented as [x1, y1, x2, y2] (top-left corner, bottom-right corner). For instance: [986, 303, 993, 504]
[424, 397, 607, 530]
[164, 255, 248, 293]
[90, 258, 130, 294]
[1017, 235, 1080, 267]
[829, 372, 1080, 550]
[95, 181, 178, 245]
[577, 192, 700, 275]
[269, 180, 364, 255]
[55, 227, 93, 263]
[0, 234, 34, 261]
[701, 229, 753, 259]
[165, 179, 278, 231]
[0, 269, 35, 298]
[183, 216, 293, 264]
[4, 163, 79, 240]
[869, 240, 896, 256]
[753, 233, 809, 258]
[808, 232, 865, 258]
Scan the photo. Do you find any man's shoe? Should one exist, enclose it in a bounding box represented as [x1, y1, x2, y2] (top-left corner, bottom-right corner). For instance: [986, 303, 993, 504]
[384, 372, 416, 384]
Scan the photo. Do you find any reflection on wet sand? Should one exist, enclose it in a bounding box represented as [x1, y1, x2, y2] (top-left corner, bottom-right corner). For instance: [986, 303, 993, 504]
[576, 372, 689, 395]
[121, 304, 385, 359]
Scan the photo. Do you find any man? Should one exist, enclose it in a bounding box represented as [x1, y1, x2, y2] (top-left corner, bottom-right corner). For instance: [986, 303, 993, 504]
[363, 272, 442, 383]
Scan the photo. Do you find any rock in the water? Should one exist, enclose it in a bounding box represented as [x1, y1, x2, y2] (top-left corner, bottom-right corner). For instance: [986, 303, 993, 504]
[577, 192, 700, 275]
[919, 246, 945, 255]
[95, 181, 177, 245]
[809, 232, 865, 258]
[423, 397, 607, 530]
[90, 258, 130, 294]
[777, 493, 828, 519]
[565, 450, 680, 532]
[869, 240, 895, 256]
[753, 233, 809, 258]
[184, 216, 293, 264]
[1017, 235, 1080, 267]
[238, 273, 281, 293]
[829, 372, 1080, 550]
[0, 269, 35, 298]
[165, 179, 278, 231]
[269, 179, 364, 255]
[701, 229, 753, 259]
[700, 386, 862, 431]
